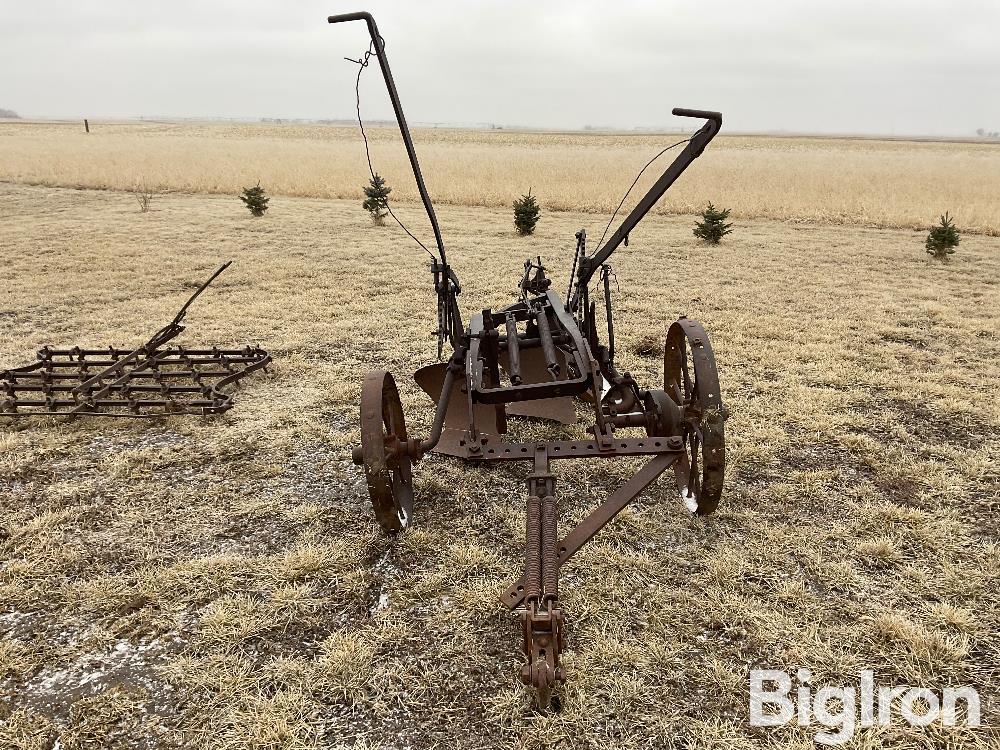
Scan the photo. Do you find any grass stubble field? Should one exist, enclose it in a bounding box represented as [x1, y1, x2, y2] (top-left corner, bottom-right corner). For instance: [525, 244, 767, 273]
[1, 122, 999, 749]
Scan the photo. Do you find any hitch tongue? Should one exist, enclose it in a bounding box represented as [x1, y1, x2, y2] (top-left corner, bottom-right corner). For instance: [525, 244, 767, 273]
[520, 447, 565, 708]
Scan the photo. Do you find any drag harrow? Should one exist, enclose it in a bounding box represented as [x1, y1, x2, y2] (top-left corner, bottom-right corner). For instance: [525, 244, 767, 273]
[1, 263, 270, 418]
[332, 11, 729, 707]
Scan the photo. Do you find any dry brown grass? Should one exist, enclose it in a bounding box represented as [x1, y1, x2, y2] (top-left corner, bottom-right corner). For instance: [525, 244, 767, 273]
[2, 120, 1000, 235]
[1, 182, 999, 748]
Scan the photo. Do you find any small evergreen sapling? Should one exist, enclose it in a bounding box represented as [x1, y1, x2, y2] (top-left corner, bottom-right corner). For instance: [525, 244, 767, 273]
[363, 173, 391, 225]
[135, 184, 153, 213]
[239, 181, 269, 217]
[925, 212, 959, 259]
[693, 202, 733, 245]
[513, 189, 540, 236]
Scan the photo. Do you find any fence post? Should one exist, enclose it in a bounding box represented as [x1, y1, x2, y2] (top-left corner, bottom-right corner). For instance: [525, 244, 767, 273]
[84, 118, 89, 133]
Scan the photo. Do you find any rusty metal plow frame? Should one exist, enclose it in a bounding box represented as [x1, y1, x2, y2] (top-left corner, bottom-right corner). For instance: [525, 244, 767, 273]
[499, 451, 680, 611]
[1, 262, 271, 418]
[330, 11, 729, 708]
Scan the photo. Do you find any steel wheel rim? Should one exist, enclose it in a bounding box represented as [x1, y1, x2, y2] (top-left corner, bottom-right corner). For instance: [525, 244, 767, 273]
[664, 319, 726, 515]
[360, 370, 413, 532]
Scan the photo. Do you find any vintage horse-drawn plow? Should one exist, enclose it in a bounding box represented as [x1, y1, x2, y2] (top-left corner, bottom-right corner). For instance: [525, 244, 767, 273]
[332, 12, 729, 706]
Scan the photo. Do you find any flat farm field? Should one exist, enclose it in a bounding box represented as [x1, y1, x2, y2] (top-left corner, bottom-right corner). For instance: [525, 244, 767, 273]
[2, 120, 1000, 234]
[1, 122, 999, 749]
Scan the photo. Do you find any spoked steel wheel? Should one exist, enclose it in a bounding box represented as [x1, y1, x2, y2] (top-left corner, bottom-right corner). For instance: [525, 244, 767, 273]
[664, 318, 727, 515]
[358, 370, 413, 533]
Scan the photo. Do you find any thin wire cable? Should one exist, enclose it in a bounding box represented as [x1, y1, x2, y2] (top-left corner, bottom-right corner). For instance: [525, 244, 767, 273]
[595, 137, 691, 249]
[347, 41, 435, 259]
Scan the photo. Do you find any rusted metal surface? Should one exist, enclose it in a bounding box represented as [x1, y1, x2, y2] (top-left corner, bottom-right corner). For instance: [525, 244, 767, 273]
[1, 263, 269, 419]
[332, 11, 730, 708]
[413, 360, 495, 457]
[357, 370, 413, 532]
[501, 451, 680, 610]
[501, 347, 575, 424]
[518, 446, 564, 706]
[664, 318, 728, 515]
[1, 346, 269, 418]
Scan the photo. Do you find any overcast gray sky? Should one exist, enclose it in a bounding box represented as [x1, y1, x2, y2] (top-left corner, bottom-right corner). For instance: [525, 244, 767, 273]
[2, 1, 998, 135]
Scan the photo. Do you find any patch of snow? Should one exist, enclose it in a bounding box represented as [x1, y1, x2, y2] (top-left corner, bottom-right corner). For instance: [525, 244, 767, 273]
[680, 487, 698, 513]
[17, 637, 179, 720]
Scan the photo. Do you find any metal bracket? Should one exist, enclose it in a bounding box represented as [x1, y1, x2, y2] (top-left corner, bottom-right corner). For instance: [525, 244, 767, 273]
[502, 451, 679, 610]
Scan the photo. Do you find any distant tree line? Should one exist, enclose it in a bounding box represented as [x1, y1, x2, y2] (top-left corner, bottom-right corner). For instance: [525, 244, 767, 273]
[0, 108, 20, 119]
[976, 128, 999, 138]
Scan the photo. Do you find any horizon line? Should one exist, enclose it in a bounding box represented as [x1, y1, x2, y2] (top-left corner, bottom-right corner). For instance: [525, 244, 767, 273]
[2, 114, 997, 144]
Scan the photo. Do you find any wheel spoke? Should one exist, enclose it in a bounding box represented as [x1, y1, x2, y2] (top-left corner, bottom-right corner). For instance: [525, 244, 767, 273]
[384, 436, 399, 470]
[688, 429, 701, 498]
[670, 380, 684, 405]
[681, 343, 693, 400]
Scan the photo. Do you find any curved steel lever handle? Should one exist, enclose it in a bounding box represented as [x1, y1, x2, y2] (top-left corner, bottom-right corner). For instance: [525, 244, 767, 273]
[671, 107, 722, 124]
[327, 11, 448, 265]
[576, 108, 724, 288]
